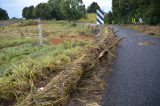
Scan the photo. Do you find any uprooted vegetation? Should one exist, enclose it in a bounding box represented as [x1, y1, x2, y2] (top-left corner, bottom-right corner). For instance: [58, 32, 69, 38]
[16, 27, 121, 106]
[0, 20, 121, 106]
[0, 21, 94, 105]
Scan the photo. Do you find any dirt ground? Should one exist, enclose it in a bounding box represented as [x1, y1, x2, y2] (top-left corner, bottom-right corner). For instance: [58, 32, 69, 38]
[49, 33, 95, 45]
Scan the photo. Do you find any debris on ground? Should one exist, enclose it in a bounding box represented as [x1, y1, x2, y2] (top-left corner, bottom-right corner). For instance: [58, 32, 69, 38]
[17, 26, 122, 106]
[139, 41, 156, 46]
[125, 25, 160, 37]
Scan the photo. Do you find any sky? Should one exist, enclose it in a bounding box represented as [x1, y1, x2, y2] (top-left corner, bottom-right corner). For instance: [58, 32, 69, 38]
[0, 0, 112, 18]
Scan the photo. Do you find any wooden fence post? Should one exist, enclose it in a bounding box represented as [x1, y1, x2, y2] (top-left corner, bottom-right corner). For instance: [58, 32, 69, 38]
[38, 18, 43, 46]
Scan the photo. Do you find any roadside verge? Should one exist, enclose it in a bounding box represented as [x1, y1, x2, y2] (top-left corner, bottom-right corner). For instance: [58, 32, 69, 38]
[18, 26, 121, 106]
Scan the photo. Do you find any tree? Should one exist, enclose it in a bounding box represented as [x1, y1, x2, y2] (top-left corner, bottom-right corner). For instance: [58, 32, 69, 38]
[22, 6, 34, 19]
[22, 0, 86, 20]
[48, 0, 64, 20]
[87, 2, 100, 13]
[60, 0, 86, 20]
[33, 3, 52, 20]
[104, 11, 113, 24]
[27, 6, 34, 19]
[0, 8, 9, 20]
[112, 0, 160, 25]
[22, 7, 28, 18]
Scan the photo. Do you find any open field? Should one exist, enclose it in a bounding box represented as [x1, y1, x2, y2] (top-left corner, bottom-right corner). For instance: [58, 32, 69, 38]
[0, 20, 95, 105]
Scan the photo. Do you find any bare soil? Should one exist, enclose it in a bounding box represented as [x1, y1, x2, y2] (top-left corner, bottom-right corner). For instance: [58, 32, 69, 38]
[49, 33, 94, 45]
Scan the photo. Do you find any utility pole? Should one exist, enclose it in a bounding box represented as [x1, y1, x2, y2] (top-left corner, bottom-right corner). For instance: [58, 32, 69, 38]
[38, 18, 43, 46]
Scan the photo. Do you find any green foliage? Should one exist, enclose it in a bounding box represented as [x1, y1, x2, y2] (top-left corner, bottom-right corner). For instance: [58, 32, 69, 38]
[22, 6, 34, 19]
[112, 0, 160, 25]
[48, 0, 64, 20]
[104, 11, 113, 24]
[22, 0, 86, 20]
[33, 3, 52, 20]
[60, 0, 86, 20]
[87, 2, 100, 13]
[0, 8, 9, 20]
[22, 7, 28, 19]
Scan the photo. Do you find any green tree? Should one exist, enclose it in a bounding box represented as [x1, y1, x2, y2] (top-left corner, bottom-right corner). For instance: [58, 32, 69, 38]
[33, 3, 52, 20]
[104, 11, 113, 24]
[0, 8, 9, 20]
[22, 7, 28, 19]
[48, 0, 64, 20]
[22, 6, 34, 19]
[112, 0, 160, 25]
[27, 6, 34, 19]
[22, 0, 86, 20]
[87, 2, 100, 13]
[60, 0, 86, 20]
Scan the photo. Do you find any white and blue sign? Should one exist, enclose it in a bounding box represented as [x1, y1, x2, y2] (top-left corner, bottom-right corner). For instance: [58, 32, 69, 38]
[96, 9, 105, 25]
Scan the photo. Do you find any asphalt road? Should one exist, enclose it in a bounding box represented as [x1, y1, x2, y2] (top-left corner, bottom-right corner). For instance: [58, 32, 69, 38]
[102, 26, 160, 106]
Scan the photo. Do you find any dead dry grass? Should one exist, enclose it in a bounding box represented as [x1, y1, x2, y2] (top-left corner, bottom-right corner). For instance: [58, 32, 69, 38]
[138, 41, 156, 46]
[125, 25, 160, 37]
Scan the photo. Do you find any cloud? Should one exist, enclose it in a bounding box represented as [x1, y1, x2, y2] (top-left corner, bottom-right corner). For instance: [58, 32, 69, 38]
[0, 0, 112, 18]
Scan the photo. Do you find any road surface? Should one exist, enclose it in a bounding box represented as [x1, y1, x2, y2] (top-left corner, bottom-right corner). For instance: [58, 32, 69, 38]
[102, 26, 160, 106]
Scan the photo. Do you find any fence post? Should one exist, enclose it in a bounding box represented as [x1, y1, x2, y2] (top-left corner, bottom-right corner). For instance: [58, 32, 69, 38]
[38, 18, 43, 46]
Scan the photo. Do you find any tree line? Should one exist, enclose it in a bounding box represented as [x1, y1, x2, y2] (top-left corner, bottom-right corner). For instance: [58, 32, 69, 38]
[22, 0, 100, 20]
[105, 0, 160, 25]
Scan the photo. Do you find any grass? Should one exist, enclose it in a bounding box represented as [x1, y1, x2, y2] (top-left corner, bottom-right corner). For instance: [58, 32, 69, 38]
[78, 13, 96, 23]
[0, 40, 92, 101]
[0, 20, 94, 104]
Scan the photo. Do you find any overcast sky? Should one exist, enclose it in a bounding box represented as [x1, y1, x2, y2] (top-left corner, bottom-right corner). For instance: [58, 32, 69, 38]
[0, 0, 112, 18]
